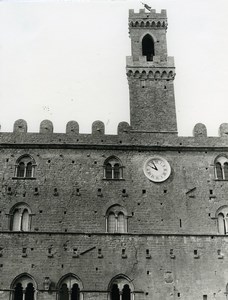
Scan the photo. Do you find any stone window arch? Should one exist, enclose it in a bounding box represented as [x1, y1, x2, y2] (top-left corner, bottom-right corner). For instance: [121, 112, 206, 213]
[106, 205, 128, 233]
[10, 203, 32, 231]
[216, 206, 228, 234]
[11, 274, 37, 300]
[214, 156, 228, 180]
[57, 274, 83, 300]
[108, 275, 134, 300]
[142, 34, 154, 61]
[15, 155, 36, 178]
[103, 156, 124, 180]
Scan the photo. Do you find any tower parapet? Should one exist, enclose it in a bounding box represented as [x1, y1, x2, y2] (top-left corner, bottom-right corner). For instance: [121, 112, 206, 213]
[129, 8, 168, 29]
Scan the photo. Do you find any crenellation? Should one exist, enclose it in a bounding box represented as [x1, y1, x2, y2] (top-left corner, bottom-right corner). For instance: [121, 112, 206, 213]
[219, 123, 228, 137]
[129, 9, 167, 19]
[2, 121, 228, 146]
[66, 121, 79, 134]
[193, 123, 207, 138]
[39, 120, 54, 134]
[92, 120, 105, 136]
[13, 119, 28, 133]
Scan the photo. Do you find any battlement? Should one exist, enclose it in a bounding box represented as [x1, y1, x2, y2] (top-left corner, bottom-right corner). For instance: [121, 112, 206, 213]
[0, 120, 228, 148]
[129, 8, 167, 19]
[129, 9, 167, 29]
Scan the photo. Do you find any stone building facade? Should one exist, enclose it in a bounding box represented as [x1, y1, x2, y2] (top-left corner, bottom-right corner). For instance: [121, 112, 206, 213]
[0, 7, 228, 300]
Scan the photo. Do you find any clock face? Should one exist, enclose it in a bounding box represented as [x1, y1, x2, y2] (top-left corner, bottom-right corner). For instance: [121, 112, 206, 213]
[143, 156, 171, 182]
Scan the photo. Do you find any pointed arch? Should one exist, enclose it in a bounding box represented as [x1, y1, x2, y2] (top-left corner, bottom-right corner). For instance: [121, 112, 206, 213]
[103, 156, 124, 180]
[161, 71, 168, 79]
[145, 21, 150, 27]
[141, 70, 147, 79]
[15, 155, 36, 178]
[214, 155, 228, 180]
[148, 70, 154, 78]
[10, 203, 31, 231]
[57, 274, 83, 300]
[216, 206, 228, 234]
[11, 273, 37, 300]
[108, 275, 134, 300]
[134, 70, 140, 78]
[106, 205, 128, 233]
[142, 34, 154, 61]
[135, 21, 139, 27]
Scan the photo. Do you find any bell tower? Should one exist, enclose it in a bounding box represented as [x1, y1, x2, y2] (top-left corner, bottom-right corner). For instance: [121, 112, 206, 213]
[126, 8, 178, 134]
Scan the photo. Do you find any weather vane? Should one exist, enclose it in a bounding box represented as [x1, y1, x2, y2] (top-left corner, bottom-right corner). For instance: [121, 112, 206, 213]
[141, 2, 152, 11]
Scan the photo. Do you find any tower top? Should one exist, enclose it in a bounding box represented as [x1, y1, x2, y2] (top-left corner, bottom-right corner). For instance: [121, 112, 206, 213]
[129, 8, 167, 19]
[129, 9, 168, 30]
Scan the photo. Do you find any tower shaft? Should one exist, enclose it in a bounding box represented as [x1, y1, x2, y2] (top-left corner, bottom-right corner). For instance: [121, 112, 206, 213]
[126, 9, 178, 134]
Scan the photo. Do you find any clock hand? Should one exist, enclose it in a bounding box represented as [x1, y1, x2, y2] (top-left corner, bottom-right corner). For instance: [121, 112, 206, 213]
[149, 161, 158, 171]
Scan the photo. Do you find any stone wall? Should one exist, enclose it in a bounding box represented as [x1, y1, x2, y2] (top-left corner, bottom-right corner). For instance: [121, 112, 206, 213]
[0, 233, 227, 300]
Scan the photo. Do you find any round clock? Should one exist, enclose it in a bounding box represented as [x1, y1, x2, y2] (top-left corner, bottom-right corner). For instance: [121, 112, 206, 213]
[143, 156, 171, 182]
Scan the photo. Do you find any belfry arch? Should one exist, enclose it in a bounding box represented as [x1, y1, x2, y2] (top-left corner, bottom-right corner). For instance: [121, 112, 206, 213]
[142, 34, 154, 61]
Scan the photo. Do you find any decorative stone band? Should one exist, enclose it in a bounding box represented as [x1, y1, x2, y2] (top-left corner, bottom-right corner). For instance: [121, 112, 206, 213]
[126, 68, 175, 80]
[129, 20, 168, 29]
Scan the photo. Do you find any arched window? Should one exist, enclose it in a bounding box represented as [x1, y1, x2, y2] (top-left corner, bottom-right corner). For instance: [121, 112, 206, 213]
[10, 203, 31, 231]
[218, 213, 226, 234]
[214, 156, 228, 180]
[216, 206, 228, 234]
[142, 34, 154, 61]
[122, 284, 131, 300]
[109, 275, 134, 300]
[117, 212, 125, 233]
[107, 212, 116, 233]
[111, 284, 120, 300]
[11, 274, 37, 300]
[15, 155, 36, 178]
[14, 283, 23, 300]
[106, 205, 127, 233]
[103, 157, 123, 180]
[59, 283, 69, 300]
[25, 282, 35, 300]
[224, 163, 228, 179]
[57, 274, 82, 300]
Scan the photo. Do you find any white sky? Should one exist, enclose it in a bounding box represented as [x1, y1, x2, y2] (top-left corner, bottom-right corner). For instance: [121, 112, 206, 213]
[0, 0, 228, 136]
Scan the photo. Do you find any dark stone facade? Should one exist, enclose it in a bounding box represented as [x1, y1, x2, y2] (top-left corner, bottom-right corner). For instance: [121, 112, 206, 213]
[0, 7, 228, 300]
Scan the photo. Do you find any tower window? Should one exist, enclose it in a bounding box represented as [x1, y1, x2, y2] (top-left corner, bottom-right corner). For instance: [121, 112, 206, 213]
[103, 156, 124, 180]
[142, 34, 155, 61]
[214, 156, 228, 180]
